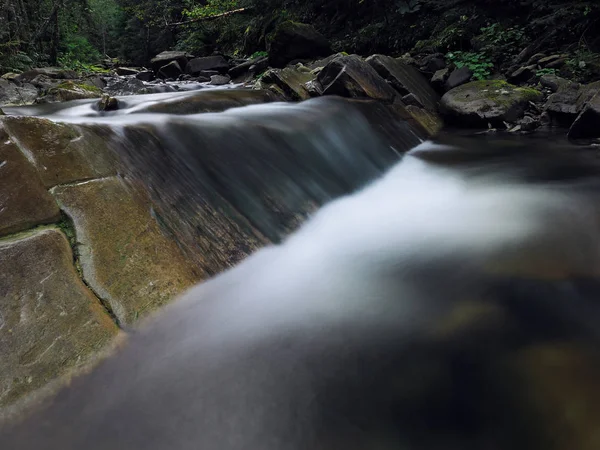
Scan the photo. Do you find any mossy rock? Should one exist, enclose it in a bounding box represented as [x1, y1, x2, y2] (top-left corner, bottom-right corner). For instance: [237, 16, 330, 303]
[39, 81, 103, 103]
[440, 80, 542, 127]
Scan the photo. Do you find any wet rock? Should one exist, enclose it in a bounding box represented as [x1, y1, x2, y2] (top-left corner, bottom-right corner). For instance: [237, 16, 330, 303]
[135, 71, 155, 82]
[445, 66, 473, 90]
[2, 116, 115, 188]
[440, 80, 543, 127]
[540, 74, 576, 93]
[526, 53, 547, 65]
[0, 79, 38, 106]
[17, 67, 78, 81]
[104, 77, 148, 96]
[305, 53, 348, 71]
[0, 228, 118, 408]
[431, 68, 449, 93]
[51, 177, 201, 325]
[403, 105, 444, 136]
[150, 51, 191, 73]
[199, 70, 220, 78]
[186, 56, 229, 75]
[267, 21, 332, 68]
[538, 54, 565, 67]
[418, 54, 446, 74]
[519, 115, 540, 132]
[1, 73, 20, 82]
[116, 67, 140, 76]
[84, 75, 107, 90]
[0, 128, 60, 236]
[544, 81, 600, 126]
[209, 74, 231, 86]
[197, 76, 211, 83]
[259, 68, 314, 100]
[315, 55, 396, 102]
[546, 57, 568, 69]
[98, 94, 119, 111]
[508, 65, 537, 84]
[229, 56, 268, 79]
[366, 54, 440, 112]
[158, 61, 183, 80]
[38, 81, 103, 103]
[568, 92, 600, 139]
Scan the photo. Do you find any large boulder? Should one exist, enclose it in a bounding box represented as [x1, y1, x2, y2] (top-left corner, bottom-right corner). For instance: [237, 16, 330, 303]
[17, 67, 78, 82]
[150, 51, 191, 73]
[267, 21, 332, 68]
[158, 60, 183, 79]
[186, 56, 230, 75]
[314, 55, 396, 102]
[0, 79, 38, 106]
[568, 92, 600, 139]
[229, 56, 269, 80]
[544, 81, 600, 126]
[440, 80, 542, 127]
[259, 67, 315, 100]
[366, 54, 440, 112]
[37, 81, 102, 103]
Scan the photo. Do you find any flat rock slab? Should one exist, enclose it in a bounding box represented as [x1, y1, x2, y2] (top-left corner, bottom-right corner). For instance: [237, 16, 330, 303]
[0, 228, 117, 408]
[51, 177, 201, 325]
[2, 117, 116, 188]
[0, 128, 60, 237]
[366, 54, 440, 112]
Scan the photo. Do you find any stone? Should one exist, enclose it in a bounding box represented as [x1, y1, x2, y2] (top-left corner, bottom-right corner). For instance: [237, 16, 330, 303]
[104, 78, 148, 96]
[0, 79, 38, 106]
[404, 105, 444, 136]
[209, 74, 231, 86]
[260, 68, 314, 100]
[267, 21, 332, 68]
[568, 92, 600, 139]
[367, 54, 440, 112]
[229, 57, 268, 79]
[431, 68, 449, 93]
[508, 65, 537, 84]
[17, 67, 78, 81]
[544, 81, 600, 126]
[158, 61, 183, 80]
[116, 67, 141, 76]
[199, 70, 220, 78]
[186, 56, 230, 75]
[2, 116, 116, 188]
[526, 53, 547, 65]
[519, 115, 540, 132]
[37, 81, 102, 103]
[135, 71, 155, 82]
[418, 54, 446, 74]
[402, 93, 423, 107]
[445, 66, 473, 90]
[546, 58, 568, 69]
[540, 74, 576, 93]
[0, 227, 118, 408]
[440, 80, 543, 127]
[84, 75, 107, 90]
[51, 177, 201, 325]
[315, 55, 396, 102]
[0, 129, 60, 237]
[305, 53, 348, 71]
[28, 74, 55, 91]
[197, 76, 211, 83]
[98, 94, 119, 112]
[150, 51, 191, 73]
[1, 73, 20, 82]
[538, 54, 566, 67]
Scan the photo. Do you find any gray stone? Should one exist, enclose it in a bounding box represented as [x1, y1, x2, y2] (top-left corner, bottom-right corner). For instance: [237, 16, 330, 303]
[540, 74, 577, 93]
[17, 67, 78, 81]
[440, 80, 543, 127]
[186, 56, 230, 75]
[366, 54, 440, 112]
[37, 81, 102, 103]
[158, 61, 183, 80]
[229, 57, 268, 79]
[544, 81, 600, 125]
[2, 116, 116, 188]
[0, 128, 60, 237]
[538, 54, 566, 67]
[267, 21, 332, 68]
[150, 51, 191, 73]
[135, 71, 155, 82]
[315, 55, 396, 102]
[445, 66, 473, 90]
[51, 177, 201, 325]
[431, 68, 449, 92]
[0, 79, 38, 106]
[0, 228, 118, 408]
[259, 68, 314, 100]
[568, 92, 600, 139]
[519, 115, 540, 132]
[116, 67, 141, 76]
[508, 65, 537, 84]
[209, 74, 232, 86]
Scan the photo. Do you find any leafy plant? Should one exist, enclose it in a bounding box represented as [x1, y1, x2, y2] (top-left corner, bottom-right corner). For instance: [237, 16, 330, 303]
[250, 50, 268, 59]
[446, 51, 494, 80]
[475, 23, 525, 63]
[536, 67, 558, 77]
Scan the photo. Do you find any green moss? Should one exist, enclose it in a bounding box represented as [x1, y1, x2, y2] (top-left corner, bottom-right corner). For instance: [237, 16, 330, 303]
[53, 81, 102, 94]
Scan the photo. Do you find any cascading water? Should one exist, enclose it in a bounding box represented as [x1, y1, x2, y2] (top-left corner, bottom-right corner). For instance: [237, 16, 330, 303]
[2, 88, 600, 449]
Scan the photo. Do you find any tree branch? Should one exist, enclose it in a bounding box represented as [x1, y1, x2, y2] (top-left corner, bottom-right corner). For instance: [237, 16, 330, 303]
[168, 7, 250, 27]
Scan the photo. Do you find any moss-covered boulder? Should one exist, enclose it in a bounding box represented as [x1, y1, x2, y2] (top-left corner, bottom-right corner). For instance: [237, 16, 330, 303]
[37, 81, 103, 103]
[440, 80, 542, 127]
[267, 21, 332, 68]
[258, 67, 315, 100]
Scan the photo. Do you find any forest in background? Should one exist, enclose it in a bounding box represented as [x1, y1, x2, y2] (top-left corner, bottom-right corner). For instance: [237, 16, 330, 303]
[2, 0, 600, 81]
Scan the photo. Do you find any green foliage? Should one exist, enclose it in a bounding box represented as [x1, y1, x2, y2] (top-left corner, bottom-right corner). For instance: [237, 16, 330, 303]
[536, 67, 558, 77]
[183, 0, 239, 19]
[474, 23, 525, 64]
[58, 35, 102, 69]
[565, 47, 600, 81]
[446, 51, 494, 80]
[250, 50, 268, 58]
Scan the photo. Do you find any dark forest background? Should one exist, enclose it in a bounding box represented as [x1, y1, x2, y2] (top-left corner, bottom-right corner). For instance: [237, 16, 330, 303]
[2, 0, 600, 79]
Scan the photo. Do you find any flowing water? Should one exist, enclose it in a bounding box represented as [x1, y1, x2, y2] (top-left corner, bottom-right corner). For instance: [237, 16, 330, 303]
[3, 88, 600, 449]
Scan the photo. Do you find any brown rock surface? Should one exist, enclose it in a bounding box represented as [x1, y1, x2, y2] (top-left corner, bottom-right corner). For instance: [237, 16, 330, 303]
[2, 116, 115, 188]
[0, 128, 60, 237]
[0, 228, 118, 408]
[51, 177, 201, 325]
